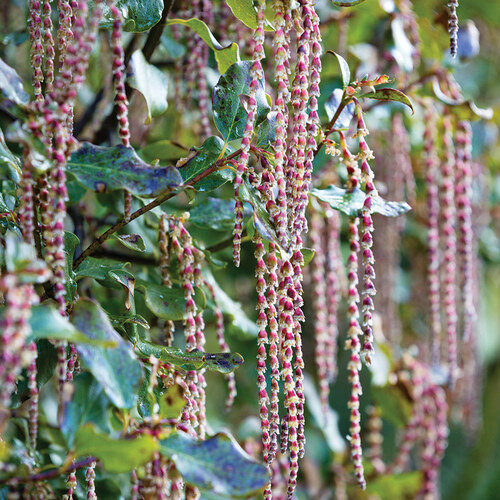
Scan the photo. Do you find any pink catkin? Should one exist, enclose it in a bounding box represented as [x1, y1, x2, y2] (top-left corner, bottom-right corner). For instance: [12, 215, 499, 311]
[29, 0, 44, 101]
[42, 0, 55, 94]
[232, 0, 266, 266]
[442, 115, 458, 387]
[448, 0, 459, 58]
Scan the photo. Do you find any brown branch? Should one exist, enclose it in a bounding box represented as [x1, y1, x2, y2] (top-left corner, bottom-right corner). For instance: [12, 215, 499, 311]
[73, 149, 242, 270]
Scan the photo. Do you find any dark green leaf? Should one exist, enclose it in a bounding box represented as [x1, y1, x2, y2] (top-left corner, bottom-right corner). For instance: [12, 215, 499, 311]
[113, 233, 147, 253]
[190, 198, 251, 231]
[311, 185, 411, 217]
[109, 313, 149, 331]
[255, 111, 278, 148]
[136, 280, 206, 321]
[74, 424, 158, 472]
[212, 61, 270, 142]
[128, 50, 168, 124]
[60, 372, 112, 447]
[75, 258, 131, 281]
[360, 87, 414, 114]
[327, 51, 351, 88]
[71, 299, 143, 409]
[68, 142, 182, 197]
[166, 19, 239, 74]
[325, 89, 355, 129]
[133, 340, 243, 374]
[160, 432, 269, 497]
[0, 129, 21, 182]
[177, 136, 234, 192]
[331, 0, 368, 5]
[0, 57, 29, 118]
[98, 0, 163, 32]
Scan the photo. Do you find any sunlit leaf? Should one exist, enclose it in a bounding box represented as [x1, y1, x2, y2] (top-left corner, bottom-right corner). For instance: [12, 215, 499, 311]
[213, 61, 270, 142]
[326, 51, 351, 88]
[331, 0, 369, 6]
[97, 0, 163, 32]
[166, 18, 239, 74]
[365, 471, 423, 498]
[74, 424, 158, 472]
[311, 185, 411, 217]
[71, 299, 143, 409]
[360, 87, 414, 114]
[325, 89, 355, 129]
[160, 432, 269, 497]
[68, 142, 182, 197]
[128, 50, 168, 124]
[226, 0, 273, 30]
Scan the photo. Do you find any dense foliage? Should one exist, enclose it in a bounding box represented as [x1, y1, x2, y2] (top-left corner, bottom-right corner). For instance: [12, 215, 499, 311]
[0, 0, 499, 499]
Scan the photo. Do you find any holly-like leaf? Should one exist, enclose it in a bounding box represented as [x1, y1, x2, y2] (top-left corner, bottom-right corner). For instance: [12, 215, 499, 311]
[0, 129, 21, 182]
[311, 185, 411, 217]
[60, 372, 112, 447]
[212, 61, 270, 142]
[98, 0, 164, 32]
[331, 0, 368, 6]
[133, 339, 244, 374]
[0, 57, 29, 118]
[160, 432, 269, 497]
[360, 87, 414, 114]
[71, 299, 143, 409]
[190, 198, 251, 231]
[166, 18, 239, 74]
[74, 424, 158, 472]
[68, 142, 182, 197]
[136, 280, 206, 321]
[176, 136, 234, 192]
[113, 233, 147, 253]
[128, 50, 168, 124]
[325, 89, 355, 129]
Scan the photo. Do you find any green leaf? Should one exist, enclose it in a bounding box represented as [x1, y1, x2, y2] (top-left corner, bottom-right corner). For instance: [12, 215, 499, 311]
[26, 304, 116, 346]
[138, 373, 186, 419]
[166, 19, 239, 74]
[311, 185, 411, 217]
[327, 51, 351, 88]
[325, 89, 355, 129]
[109, 313, 149, 331]
[71, 299, 143, 409]
[331, 0, 369, 6]
[0, 57, 29, 118]
[140, 140, 188, 163]
[160, 432, 269, 497]
[75, 257, 131, 281]
[360, 87, 414, 114]
[212, 61, 270, 142]
[128, 50, 168, 124]
[372, 385, 413, 428]
[98, 0, 164, 32]
[301, 247, 315, 266]
[133, 340, 244, 374]
[64, 232, 79, 302]
[112, 233, 147, 253]
[60, 372, 112, 447]
[255, 111, 278, 148]
[74, 424, 158, 472]
[190, 198, 251, 231]
[68, 142, 182, 197]
[365, 471, 423, 498]
[177, 136, 234, 192]
[0, 129, 21, 182]
[204, 272, 258, 339]
[225, 0, 273, 30]
[136, 280, 206, 321]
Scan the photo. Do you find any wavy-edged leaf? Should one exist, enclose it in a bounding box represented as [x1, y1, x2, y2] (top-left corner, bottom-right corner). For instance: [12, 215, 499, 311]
[176, 136, 234, 192]
[212, 61, 270, 142]
[136, 280, 206, 321]
[128, 50, 168, 124]
[166, 18, 239, 74]
[311, 185, 411, 217]
[133, 340, 243, 374]
[0, 57, 29, 118]
[360, 87, 414, 114]
[160, 432, 269, 497]
[113, 233, 146, 253]
[71, 299, 143, 409]
[68, 142, 182, 197]
[75, 258, 131, 281]
[98, 0, 163, 32]
[74, 424, 158, 472]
